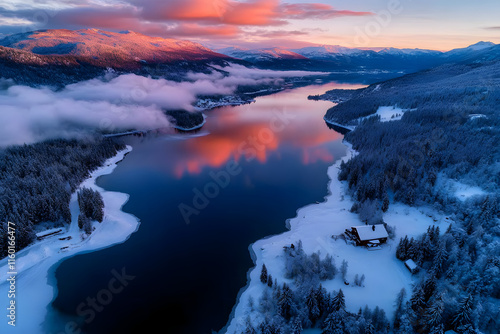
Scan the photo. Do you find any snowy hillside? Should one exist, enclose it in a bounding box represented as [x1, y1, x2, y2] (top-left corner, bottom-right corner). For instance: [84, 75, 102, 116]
[0, 29, 231, 68]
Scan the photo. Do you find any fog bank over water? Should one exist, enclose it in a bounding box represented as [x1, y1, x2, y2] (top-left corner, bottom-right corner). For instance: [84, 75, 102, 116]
[0, 65, 328, 147]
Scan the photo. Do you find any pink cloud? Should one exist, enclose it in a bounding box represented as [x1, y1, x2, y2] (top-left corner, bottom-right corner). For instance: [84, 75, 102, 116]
[166, 23, 241, 38]
[279, 3, 372, 20]
[47, 1, 373, 41]
[134, 0, 372, 26]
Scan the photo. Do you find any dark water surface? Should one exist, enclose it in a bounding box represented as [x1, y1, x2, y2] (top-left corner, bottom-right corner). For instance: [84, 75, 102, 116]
[50, 82, 363, 334]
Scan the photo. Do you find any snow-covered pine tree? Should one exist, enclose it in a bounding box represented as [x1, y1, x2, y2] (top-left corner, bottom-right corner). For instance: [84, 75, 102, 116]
[306, 288, 320, 323]
[393, 288, 407, 329]
[452, 294, 473, 329]
[322, 311, 344, 334]
[424, 293, 444, 330]
[331, 289, 345, 312]
[290, 317, 303, 334]
[340, 260, 348, 282]
[278, 283, 294, 321]
[410, 285, 425, 314]
[260, 264, 268, 284]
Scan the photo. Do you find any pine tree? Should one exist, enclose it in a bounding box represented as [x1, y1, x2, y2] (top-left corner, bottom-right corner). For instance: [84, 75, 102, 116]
[316, 284, 329, 316]
[423, 276, 437, 302]
[364, 319, 375, 334]
[432, 241, 448, 278]
[260, 264, 268, 284]
[397, 312, 414, 334]
[306, 288, 320, 323]
[396, 236, 409, 260]
[382, 193, 390, 212]
[359, 274, 365, 287]
[393, 288, 407, 329]
[267, 274, 273, 288]
[278, 283, 294, 321]
[322, 311, 344, 334]
[425, 294, 444, 330]
[340, 260, 348, 282]
[410, 285, 425, 314]
[428, 323, 444, 334]
[320, 254, 337, 280]
[331, 289, 345, 312]
[291, 318, 303, 334]
[453, 294, 473, 329]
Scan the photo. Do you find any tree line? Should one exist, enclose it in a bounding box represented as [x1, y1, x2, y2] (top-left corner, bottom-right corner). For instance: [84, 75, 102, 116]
[0, 137, 125, 257]
[319, 57, 500, 333]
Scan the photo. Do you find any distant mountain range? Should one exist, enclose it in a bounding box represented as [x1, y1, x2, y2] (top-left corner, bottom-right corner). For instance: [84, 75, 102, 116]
[0, 28, 498, 86]
[217, 41, 499, 72]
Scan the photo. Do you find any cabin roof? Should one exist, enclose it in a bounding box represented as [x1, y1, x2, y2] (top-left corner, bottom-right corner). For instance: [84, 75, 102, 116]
[405, 259, 418, 270]
[351, 224, 388, 241]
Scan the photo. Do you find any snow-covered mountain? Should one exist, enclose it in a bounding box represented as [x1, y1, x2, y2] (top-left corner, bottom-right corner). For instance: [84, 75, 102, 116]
[288, 45, 445, 59]
[376, 47, 443, 56]
[443, 41, 498, 60]
[291, 45, 366, 58]
[449, 41, 496, 52]
[0, 29, 239, 87]
[217, 47, 307, 62]
[0, 29, 231, 68]
[218, 41, 498, 73]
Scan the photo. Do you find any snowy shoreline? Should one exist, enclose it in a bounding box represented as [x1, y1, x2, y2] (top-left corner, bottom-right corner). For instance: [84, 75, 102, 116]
[0, 145, 139, 333]
[323, 117, 356, 132]
[223, 137, 452, 333]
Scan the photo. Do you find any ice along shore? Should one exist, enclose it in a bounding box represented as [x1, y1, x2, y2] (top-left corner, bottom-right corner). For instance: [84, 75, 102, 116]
[0, 145, 140, 333]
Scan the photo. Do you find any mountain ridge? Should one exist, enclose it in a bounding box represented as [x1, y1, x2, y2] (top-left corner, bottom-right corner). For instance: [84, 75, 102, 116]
[0, 28, 232, 69]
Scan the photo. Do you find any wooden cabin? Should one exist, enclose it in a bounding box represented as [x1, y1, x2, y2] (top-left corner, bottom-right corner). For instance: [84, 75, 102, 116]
[405, 259, 418, 274]
[346, 224, 388, 246]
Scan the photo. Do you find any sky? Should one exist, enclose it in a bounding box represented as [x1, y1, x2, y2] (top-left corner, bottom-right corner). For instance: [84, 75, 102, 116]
[0, 0, 499, 50]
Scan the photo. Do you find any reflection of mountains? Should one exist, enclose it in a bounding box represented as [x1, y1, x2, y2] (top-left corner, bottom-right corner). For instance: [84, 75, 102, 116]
[169, 111, 343, 178]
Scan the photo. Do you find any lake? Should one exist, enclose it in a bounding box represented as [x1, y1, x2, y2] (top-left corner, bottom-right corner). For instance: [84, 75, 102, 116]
[49, 82, 363, 334]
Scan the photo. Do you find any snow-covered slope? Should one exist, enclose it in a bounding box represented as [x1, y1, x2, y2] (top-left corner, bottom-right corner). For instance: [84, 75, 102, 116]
[443, 41, 498, 61]
[447, 41, 496, 53]
[218, 47, 307, 61]
[0, 29, 231, 68]
[377, 47, 442, 56]
[291, 45, 368, 59]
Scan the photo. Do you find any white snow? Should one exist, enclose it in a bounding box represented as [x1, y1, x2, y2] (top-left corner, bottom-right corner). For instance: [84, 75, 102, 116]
[454, 184, 487, 200]
[224, 143, 451, 333]
[35, 228, 64, 239]
[324, 106, 408, 132]
[436, 176, 487, 201]
[353, 224, 388, 241]
[469, 114, 487, 120]
[0, 145, 139, 333]
[405, 259, 417, 271]
[373, 106, 406, 122]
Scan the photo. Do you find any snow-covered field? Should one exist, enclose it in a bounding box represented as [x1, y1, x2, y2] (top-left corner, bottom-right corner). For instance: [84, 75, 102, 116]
[324, 106, 408, 132]
[224, 143, 452, 333]
[0, 146, 139, 333]
[436, 175, 488, 202]
[373, 106, 406, 122]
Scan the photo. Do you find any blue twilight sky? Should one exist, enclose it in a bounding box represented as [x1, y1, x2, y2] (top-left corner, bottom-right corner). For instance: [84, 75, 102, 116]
[0, 0, 498, 50]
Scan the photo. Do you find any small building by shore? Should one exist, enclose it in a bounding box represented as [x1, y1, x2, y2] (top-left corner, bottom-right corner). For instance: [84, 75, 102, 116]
[404, 259, 418, 274]
[345, 224, 389, 246]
